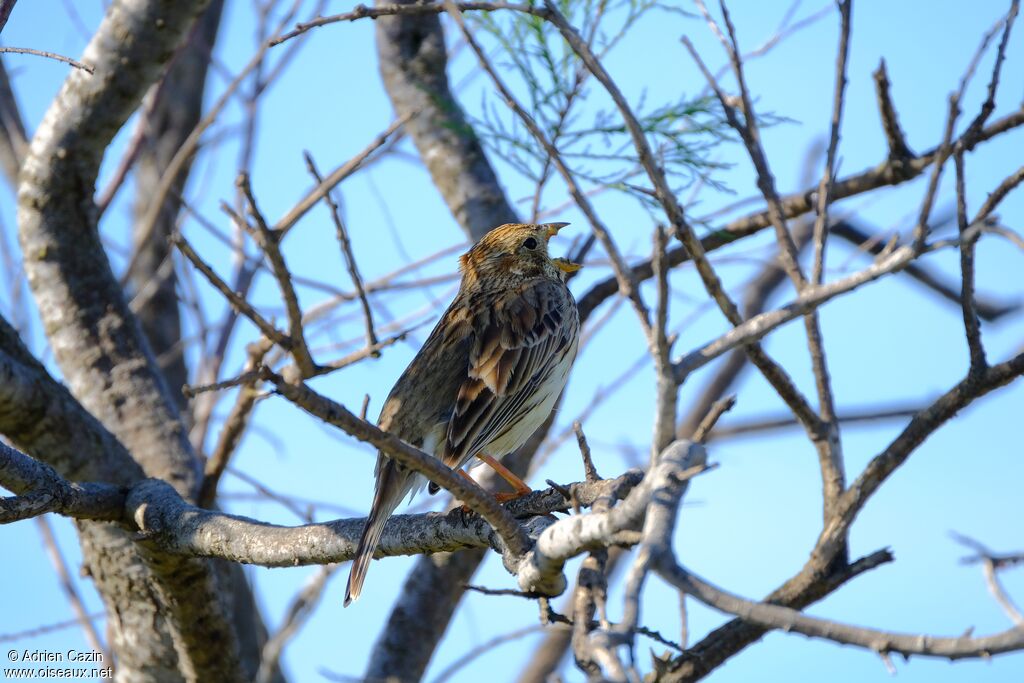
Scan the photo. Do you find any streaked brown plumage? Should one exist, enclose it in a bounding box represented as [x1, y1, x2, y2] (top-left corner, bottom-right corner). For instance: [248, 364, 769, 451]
[344, 222, 581, 606]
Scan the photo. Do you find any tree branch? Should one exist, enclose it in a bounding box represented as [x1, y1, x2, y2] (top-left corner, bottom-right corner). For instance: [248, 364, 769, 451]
[662, 563, 1024, 660]
[15, 0, 252, 678]
[0, 434, 643, 565]
[376, 0, 519, 240]
[517, 441, 710, 596]
[573, 107, 1024, 325]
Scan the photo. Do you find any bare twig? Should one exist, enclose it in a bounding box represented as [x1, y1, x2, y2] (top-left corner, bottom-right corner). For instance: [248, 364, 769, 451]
[171, 231, 291, 349]
[303, 151, 378, 350]
[574, 421, 600, 483]
[95, 84, 161, 216]
[198, 338, 272, 508]
[706, 404, 923, 440]
[677, 204, 816, 440]
[951, 533, 1024, 627]
[954, 151, 987, 373]
[273, 116, 410, 234]
[662, 563, 1024, 660]
[700, 0, 806, 286]
[0, 46, 93, 73]
[444, 0, 651, 331]
[803, 0, 852, 519]
[690, 395, 736, 444]
[573, 107, 1024, 327]
[256, 565, 338, 683]
[126, 0, 307, 282]
[236, 173, 316, 376]
[821, 352, 1024, 560]
[672, 242, 936, 382]
[974, 165, 1024, 224]
[831, 220, 1018, 321]
[811, 0, 851, 287]
[538, 1, 823, 446]
[666, 351, 1024, 679]
[431, 625, 544, 683]
[307, 324, 422, 377]
[872, 60, 913, 161]
[912, 95, 960, 248]
[961, 0, 1019, 144]
[263, 370, 531, 558]
[0, 613, 106, 643]
[271, 2, 552, 46]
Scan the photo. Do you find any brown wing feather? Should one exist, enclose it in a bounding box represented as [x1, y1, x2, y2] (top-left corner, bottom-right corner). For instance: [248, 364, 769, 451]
[442, 279, 576, 468]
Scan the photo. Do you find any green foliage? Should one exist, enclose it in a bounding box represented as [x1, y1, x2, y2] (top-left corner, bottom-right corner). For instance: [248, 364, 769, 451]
[464, 0, 734, 209]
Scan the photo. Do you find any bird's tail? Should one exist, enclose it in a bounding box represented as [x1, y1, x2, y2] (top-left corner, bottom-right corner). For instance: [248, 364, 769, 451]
[344, 459, 410, 606]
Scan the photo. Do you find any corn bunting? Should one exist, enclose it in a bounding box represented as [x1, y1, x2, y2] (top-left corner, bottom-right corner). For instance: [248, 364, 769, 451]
[344, 222, 581, 605]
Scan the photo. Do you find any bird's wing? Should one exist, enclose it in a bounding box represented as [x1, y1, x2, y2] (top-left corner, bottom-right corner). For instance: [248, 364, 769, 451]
[442, 279, 577, 468]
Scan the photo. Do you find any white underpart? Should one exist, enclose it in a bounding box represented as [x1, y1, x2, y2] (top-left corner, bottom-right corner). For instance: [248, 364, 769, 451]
[481, 335, 577, 459]
[404, 428, 442, 504]
[405, 332, 579, 505]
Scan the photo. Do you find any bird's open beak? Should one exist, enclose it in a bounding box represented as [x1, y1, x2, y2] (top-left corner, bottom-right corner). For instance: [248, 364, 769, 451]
[544, 222, 570, 238]
[542, 224, 581, 272]
[552, 257, 583, 273]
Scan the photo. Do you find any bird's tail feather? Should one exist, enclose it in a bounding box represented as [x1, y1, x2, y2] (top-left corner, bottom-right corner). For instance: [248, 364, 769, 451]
[344, 460, 409, 606]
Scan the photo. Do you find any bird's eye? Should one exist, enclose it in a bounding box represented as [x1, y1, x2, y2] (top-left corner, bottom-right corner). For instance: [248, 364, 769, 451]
[522, 237, 538, 250]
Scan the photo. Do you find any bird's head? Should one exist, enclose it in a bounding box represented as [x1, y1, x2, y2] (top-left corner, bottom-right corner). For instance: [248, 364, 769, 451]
[459, 222, 582, 284]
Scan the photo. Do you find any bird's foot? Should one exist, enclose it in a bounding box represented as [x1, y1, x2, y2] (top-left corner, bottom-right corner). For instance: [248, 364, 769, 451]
[454, 488, 532, 518]
[493, 490, 531, 503]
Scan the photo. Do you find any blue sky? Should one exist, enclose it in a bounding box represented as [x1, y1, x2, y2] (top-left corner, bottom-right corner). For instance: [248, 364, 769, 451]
[1, 1, 1023, 682]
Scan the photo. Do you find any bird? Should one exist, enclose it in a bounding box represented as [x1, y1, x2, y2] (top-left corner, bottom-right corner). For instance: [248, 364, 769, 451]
[344, 222, 581, 606]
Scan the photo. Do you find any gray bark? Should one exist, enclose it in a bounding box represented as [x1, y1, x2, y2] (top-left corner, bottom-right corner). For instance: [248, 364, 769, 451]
[366, 4, 526, 679]
[375, 0, 518, 241]
[364, 421, 550, 681]
[18, 0, 204, 497]
[14, 0, 248, 680]
[126, 2, 282, 679]
[130, 0, 224, 414]
[0, 0, 17, 36]
[0, 317, 188, 680]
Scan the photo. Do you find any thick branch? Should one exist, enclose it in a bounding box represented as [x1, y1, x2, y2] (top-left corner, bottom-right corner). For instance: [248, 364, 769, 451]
[819, 351, 1024, 555]
[18, 0, 205, 497]
[659, 350, 1024, 682]
[375, 0, 518, 240]
[15, 0, 250, 679]
[574, 108, 1024, 325]
[264, 371, 531, 558]
[673, 243, 922, 382]
[517, 441, 708, 596]
[0, 442, 125, 523]
[130, 0, 225, 414]
[662, 564, 1024, 660]
[0, 435, 641, 564]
